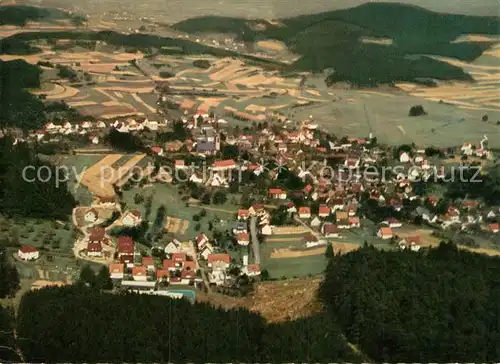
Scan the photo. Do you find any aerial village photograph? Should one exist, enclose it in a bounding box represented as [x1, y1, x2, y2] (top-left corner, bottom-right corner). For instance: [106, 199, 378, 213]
[0, 0, 499, 362]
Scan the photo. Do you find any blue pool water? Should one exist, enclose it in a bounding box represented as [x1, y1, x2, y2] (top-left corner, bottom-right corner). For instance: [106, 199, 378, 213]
[166, 289, 196, 301]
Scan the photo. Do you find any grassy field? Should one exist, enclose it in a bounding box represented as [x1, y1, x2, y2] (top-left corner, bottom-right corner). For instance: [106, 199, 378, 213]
[122, 183, 238, 240]
[260, 233, 327, 278]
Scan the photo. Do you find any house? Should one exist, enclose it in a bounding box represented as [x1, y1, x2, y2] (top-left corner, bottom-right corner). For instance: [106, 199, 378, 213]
[237, 209, 249, 220]
[489, 223, 500, 233]
[122, 210, 142, 227]
[189, 173, 204, 184]
[298, 207, 311, 219]
[89, 227, 105, 242]
[399, 151, 411, 163]
[268, 188, 287, 200]
[164, 240, 181, 254]
[261, 224, 272, 235]
[84, 209, 98, 223]
[335, 211, 348, 222]
[151, 146, 164, 156]
[142, 257, 155, 271]
[117, 236, 135, 258]
[310, 216, 322, 228]
[207, 253, 231, 270]
[233, 221, 248, 234]
[163, 259, 176, 271]
[87, 241, 103, 257]
[244, 264, 261, 277]
[18, 245, 39, 260]
[175, 160, 186, 169]
[399, 235, 421, 251]
[318, 205, 331, 218]
[249, 204, 265, 216]
[377, 227, 393, 240]
[287, 202, 297, 214]
[200, 243, 214, 260]
[462, 200, 479, 210]
[109, 263, 124, 279]
[172, 252, 187, 267]
[132, 266, 148, 281]
[237, 232, 250, 246]
[322, 223, 340, 238]
[212, 159, 236, 171]
[156, 269, 170, 282]
[384, 217, 402, 228]
[194, 234, 208, 251]
[89, 135, 99, 145]
[348, 217, 360, 228]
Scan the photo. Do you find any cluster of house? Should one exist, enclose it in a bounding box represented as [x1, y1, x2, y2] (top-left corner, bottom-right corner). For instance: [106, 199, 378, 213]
[107, 236, 199, 291]
[29, 117, 166, 144]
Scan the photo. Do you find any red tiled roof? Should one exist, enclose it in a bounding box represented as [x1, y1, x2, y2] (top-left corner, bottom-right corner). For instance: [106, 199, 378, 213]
[89, 227, 105, 241]
[208, 253, 231, 264]
[19, 245, 37, 253]
[238, 209, 249, 217]
[247, 264, 260, 272]
[142, 257, 154, 266]
[268, 188, 284, 195]
[319, 205, 331, 215]
[213, 159, 236, 168]
[163, 259, 175, 269]
[132, 266, 147, 276]
[117, 236, 134, 254]
[237, 233, 250, 241]
[172, 253, 186, 263]
[156, 269, 169, 280]
[87, 241, 102, 253]
[379, 227, 393, 236]
[298, 207, 311, 215]
[109, 263, 124, 274]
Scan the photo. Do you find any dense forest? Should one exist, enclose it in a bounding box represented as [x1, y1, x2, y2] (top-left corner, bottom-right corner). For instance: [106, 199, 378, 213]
[0, 136, 75, 219]
[0, 5, 70, 26]
[320, 242, 500, 362]
[0, 242, 498, 362]
[16, 285, 360, 363]
[173, 3, 499, 86]
[0, 59, 45, 131]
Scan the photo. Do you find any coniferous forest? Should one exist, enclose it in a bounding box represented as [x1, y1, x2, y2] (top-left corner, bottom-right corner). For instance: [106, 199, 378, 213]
[0, 242, 496, 363]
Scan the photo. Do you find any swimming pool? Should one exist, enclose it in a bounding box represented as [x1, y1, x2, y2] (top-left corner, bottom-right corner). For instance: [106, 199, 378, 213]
[166, 289, 196, 302]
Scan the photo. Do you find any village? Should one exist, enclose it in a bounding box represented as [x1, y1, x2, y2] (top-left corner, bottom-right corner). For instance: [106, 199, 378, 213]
[8, 93, 499, 300]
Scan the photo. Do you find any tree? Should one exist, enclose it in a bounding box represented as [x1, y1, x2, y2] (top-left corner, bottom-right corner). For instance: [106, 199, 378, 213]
[95, 266, 113, 290]
[482, 114, 488, 122]
[325, 243, 334, 260]
[144, 196, 153, 220]
[0, 246, 20, 298]
[212, 191, 228, 205]
[194, 223, 201, 231]
[134, 193, 144, 205]
[408, 105, 427, 117]
[78, 265, 95, 287]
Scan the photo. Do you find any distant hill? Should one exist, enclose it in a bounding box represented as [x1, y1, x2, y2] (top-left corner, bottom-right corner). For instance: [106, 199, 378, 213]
[173, 2, 500, 86]
[0, 5, 71, 26]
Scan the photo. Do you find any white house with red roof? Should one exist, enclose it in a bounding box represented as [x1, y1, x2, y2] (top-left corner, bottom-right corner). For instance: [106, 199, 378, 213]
[322, 223, 340, 238]
[384, 217, 402, 228]
[298, 207, 311, 219]
[237, 232, 250, 246]
[377, 227, 393, 240]
[318, 205, 331, 218]
[84, 209, 98, 223]
[212, 159, 236, 171]
[87, 241, 103, 257]
[117, 236, 135, 258]
[151, 146, 164, 156]
[132, 266, 147, 281]
[18, 245, 39, 261]
[207, 253, 231, 270]
[489, 223, 499, 233]
[196, 233, 209, 250]
[237, 209, 249, 220]
[109, 263, 124, 279]
[122, 210, 142, 227]
[268, 188, 287, 200]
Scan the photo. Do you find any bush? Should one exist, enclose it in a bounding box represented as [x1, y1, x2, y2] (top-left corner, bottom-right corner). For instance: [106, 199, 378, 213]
[193, 60, 211, 69]
[408, 105, 427, 116]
